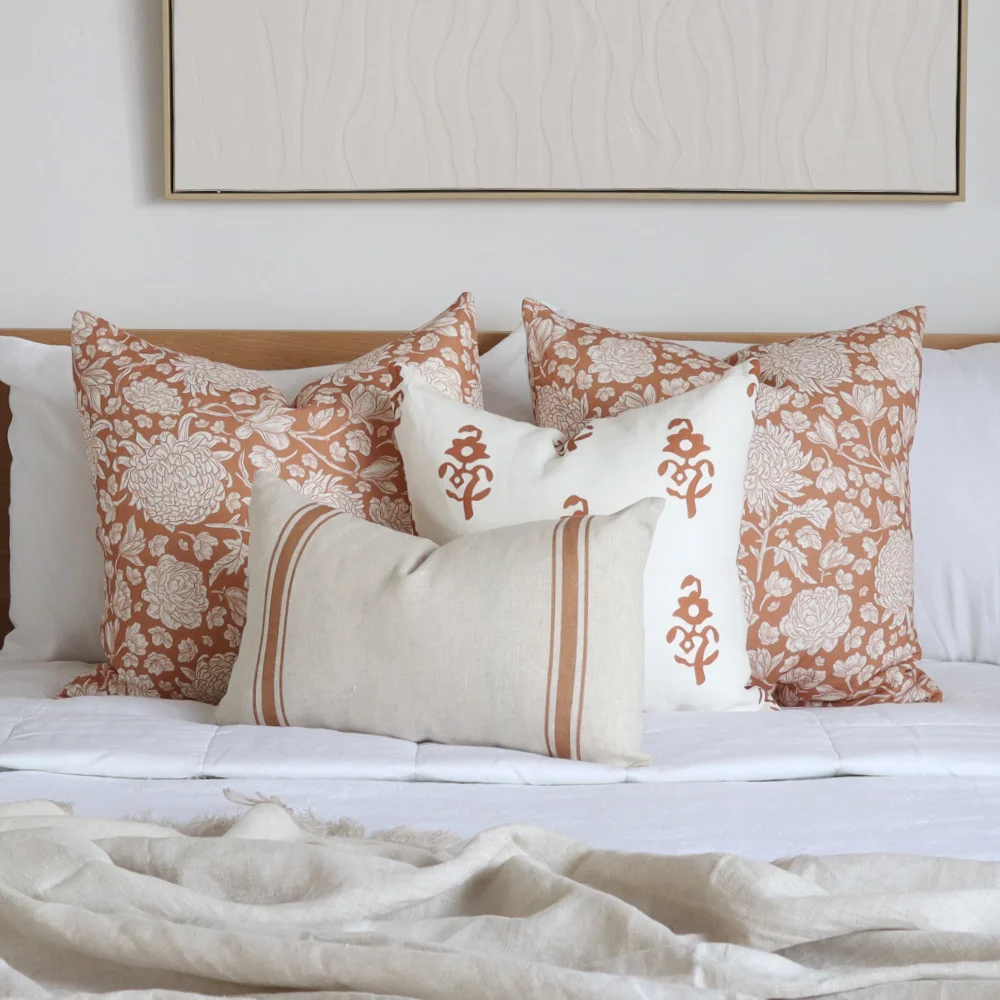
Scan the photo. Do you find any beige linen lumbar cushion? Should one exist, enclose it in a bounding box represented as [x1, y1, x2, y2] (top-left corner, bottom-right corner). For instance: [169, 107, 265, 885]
[218, 474, 661, 765]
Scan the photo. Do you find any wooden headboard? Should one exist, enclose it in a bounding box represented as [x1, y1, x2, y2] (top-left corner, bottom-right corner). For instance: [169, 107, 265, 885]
[2, 326, 998, 643]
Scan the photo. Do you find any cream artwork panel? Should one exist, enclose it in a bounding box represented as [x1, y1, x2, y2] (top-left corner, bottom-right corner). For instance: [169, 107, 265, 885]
[167, 0, 964, 199]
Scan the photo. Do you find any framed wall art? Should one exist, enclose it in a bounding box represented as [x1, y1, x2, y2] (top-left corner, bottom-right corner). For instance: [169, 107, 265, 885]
[163, 0, 967, 201]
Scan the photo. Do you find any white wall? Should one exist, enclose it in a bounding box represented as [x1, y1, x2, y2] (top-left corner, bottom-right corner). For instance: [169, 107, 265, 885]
[0, 0, 996, 336]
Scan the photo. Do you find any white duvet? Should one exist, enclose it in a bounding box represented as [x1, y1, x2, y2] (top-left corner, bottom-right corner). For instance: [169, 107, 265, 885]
[3, 660, 1000, 862]
[1, 660, 998, 784]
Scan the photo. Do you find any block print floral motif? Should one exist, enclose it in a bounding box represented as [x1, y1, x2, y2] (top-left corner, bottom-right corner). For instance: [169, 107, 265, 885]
[524, 300, 731, 438]
[658, 419, 714, 519]
[667, 577, 719, 686]
[62, 296, 481, 703]
[734, 308, 940, 707]
[439, 426, 493, 520]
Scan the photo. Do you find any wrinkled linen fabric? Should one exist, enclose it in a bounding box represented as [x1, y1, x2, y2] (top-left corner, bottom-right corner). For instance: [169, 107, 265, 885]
[1, 802, 1000, 998]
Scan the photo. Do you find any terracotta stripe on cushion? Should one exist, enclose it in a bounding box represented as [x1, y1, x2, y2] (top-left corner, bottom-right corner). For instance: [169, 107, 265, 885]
[258, 503, 331, 727]
[543, 519, 562, 758]
[574, 516, 592, 762]
[251, 505, 312, 725]
[273, 510, 341, 726]
[554, 514, 585, 760]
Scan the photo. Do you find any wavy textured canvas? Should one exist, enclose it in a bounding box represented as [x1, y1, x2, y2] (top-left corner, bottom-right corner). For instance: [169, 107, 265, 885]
[169, 0, 963, 197]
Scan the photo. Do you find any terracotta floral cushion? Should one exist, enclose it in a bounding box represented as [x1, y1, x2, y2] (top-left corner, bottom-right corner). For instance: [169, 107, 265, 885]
[731, 309, 938, 706]
[523, 300, 731, 436]
[61, 295, 480, 703]
[525, 301, 941, 707]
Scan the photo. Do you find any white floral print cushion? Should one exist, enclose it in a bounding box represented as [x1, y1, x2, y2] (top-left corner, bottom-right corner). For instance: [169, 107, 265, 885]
[396, 365, 766, 713]
[61, 296, 480, 703]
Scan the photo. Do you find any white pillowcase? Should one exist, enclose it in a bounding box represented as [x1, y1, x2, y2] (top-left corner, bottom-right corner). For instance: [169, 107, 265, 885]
[2, 341, 104, 662]
[0, 336, 343, 664]
[397, 365, 764, 712]
[911, 344, 1000, 665]
[479, 319, 539, 423]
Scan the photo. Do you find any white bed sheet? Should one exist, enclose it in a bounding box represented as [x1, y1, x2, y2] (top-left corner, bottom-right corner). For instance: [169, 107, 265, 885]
[1, 660, 999, 859]
[0, 660, 997, 784]
[0, 771, 998, 860]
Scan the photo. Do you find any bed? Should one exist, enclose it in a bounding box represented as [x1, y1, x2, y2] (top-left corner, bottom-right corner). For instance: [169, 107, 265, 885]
[1, 324, 999, 858]
[3, 324, 1000, 997]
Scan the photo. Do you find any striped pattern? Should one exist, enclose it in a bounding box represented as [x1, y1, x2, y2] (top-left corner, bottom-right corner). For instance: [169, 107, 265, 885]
[544, 515, 593, 761]
[251, 503, 341, 726]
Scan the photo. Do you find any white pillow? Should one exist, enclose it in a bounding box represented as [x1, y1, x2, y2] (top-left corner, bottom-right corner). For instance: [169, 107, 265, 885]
[2, 341, 104, 662]
[479, 320, 537, 422]
[397, 364, 764, 712]
[0, 336, 343, 664]
[911, 345, 1000, 665]
[481, 305, 563, 422]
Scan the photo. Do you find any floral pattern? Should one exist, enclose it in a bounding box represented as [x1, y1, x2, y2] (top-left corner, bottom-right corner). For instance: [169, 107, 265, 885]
[526, 301, 941, 707]
[778, 587, 853, 656]
[524, 301, 732, 437]
[121, 430, 230, 529]
[438, 427, 493, 520]
[142, 556, 209, 630]
[666, 577, 719, 686]
[733, 309, 939, 707]
[587, 338, 656, 383]
[61, 296, 481, 703]
[658, 419, 714, 519]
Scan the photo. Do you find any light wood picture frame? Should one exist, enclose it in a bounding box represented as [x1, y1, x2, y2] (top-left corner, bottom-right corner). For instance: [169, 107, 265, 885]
[162, 0, 968, 202]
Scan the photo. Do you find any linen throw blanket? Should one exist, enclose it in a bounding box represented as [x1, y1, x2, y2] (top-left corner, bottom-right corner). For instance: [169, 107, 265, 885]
[2, 803, 1000, 998]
